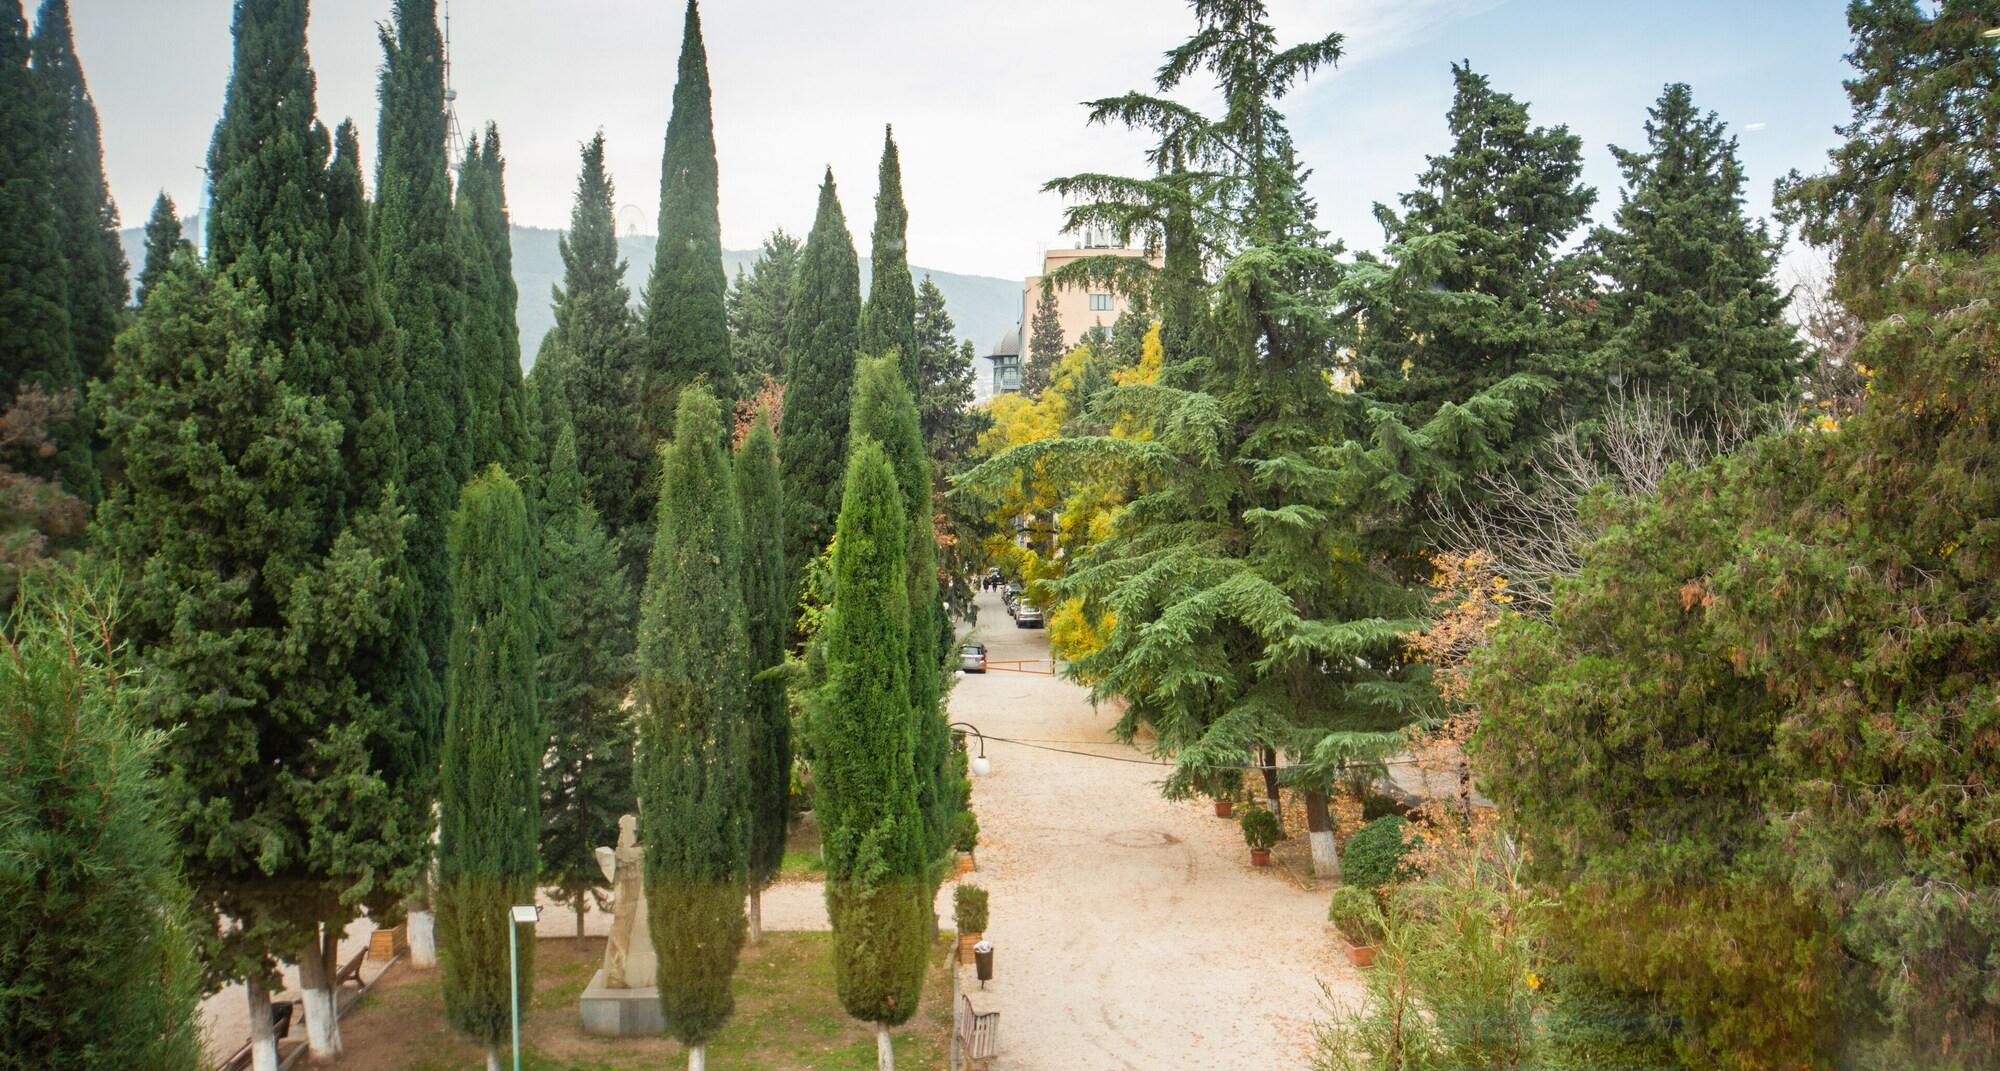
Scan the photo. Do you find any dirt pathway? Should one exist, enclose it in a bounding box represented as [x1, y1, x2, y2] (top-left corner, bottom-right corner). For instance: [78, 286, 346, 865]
[950, 588, 1359, 1069]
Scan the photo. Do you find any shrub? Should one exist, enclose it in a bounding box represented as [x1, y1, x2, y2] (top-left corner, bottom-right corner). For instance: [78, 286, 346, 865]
[1327, 885, 1384, 946]
[954, 883, 990, 934]
[1240, 806, 1280, 852]
[952, 809, 979, 853]
[1343, 816, 1416, 890]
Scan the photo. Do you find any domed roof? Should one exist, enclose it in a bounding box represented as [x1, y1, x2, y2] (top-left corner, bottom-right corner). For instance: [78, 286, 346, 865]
[986, 324, 1021, 358]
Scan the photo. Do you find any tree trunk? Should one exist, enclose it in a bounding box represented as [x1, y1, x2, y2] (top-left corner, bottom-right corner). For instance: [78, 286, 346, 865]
[1303, 789, 1340, 880]
[576, 897, 587, 943]
[407, 908, 437, 968]
[1259, 746, 1283, 834]
[749, 886, 763, 944]
[484, 1046, 501, 1071]
[689, 1042, 707, 1071]
[876, 1022, 896, 1071]
[295, 925, 343, 1059]
[245, 974, 281, 1071]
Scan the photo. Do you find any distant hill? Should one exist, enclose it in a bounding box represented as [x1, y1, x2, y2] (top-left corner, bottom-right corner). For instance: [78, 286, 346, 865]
[122, 223, 1023, 372]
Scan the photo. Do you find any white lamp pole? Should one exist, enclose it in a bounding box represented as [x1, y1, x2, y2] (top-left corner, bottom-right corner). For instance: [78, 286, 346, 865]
[508, 904, 540, 1071]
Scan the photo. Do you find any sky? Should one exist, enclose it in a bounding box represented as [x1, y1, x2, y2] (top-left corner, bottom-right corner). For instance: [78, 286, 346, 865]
[69, 0, 1855, 283]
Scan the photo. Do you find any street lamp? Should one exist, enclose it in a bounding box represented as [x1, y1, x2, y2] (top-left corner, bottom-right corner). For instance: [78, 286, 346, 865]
[509, 903, 540, 1071]
[949, 722, 991, 776]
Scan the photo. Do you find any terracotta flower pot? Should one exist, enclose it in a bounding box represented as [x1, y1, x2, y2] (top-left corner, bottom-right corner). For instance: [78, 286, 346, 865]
[1213, 799, 1234, 818]
[1346, 944, 1377, 968]
[1249, 847, 1271, 867]
[955, 852, 976, 875]
[958, 932, 984, 965]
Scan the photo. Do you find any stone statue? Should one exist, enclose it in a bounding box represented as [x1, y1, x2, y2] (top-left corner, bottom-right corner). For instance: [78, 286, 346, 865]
[593, 814, 656, 989]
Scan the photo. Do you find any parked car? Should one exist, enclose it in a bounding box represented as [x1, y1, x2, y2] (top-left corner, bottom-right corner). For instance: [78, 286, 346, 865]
[959, 642, 988, 673]
[1014, 603, 1045, 629]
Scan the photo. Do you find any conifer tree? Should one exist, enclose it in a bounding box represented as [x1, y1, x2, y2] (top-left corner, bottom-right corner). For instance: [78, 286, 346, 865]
[778, 169, 862, 597]
[1593, 84, 1802, 422]
[860, 126, 917, 384]
[436, 467, 542, 1071]
[726, 228, 801, 386]
[849, 356, 951, 876]
[537, 421, 636, 938]
[1023, 282, 1064, 396]
[734, 412, 789, 942]
[912, 276, 981, 466]
[135, 192, 191, 309]
[641, 0, 732, 435]
[456, 125, 529, 474]
[0, 571, 204, 1071]
[638, 385, 749, 1070]
[819, 438, 929, 1069]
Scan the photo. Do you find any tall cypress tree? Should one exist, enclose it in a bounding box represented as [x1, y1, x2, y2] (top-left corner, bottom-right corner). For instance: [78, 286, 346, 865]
[641, 0, 732, 434]
[726, 228, 801, 387]
[638, 385, 749, 1069]
[778, 169, 861, 596]
[819, 438, 928, 1069]
[734, 411, 788, 941]
[1023, 282, 1063, 396]
[456, 124, 529, 475]
[1594, 84, 1802, 422]
[135, 192, 191, 309]
[860, 126, 917, 385]
[0, 571, 204, 1071]
[536, 421, 637, 938]
[848, 357, 950, 877]
[30, 0, 124, 391]
[436, 467, 541, 1069]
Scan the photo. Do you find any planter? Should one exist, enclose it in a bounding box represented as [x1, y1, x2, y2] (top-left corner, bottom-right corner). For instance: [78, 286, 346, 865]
[367, 923, 406, 961]
[1346, 944, 1378, 968]
[957, 932, 984, 965]
[1249, 847, 1271, 867]
[1213, 799, 1234, 818]
[955, 851, 976, 876]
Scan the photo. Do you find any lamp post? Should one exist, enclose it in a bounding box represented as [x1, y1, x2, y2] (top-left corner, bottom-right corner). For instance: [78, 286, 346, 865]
[948, 721, 991, 776]
[508, 903, 540, 1071]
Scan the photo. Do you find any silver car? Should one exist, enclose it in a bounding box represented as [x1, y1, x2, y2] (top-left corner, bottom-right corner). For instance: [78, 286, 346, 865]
[959, 643, 988, 672]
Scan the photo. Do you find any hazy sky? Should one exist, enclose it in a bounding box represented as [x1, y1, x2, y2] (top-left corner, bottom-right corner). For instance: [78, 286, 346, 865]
[69, 0, 1853, 281]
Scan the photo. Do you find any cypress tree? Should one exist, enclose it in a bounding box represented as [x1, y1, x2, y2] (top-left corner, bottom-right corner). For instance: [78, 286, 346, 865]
[778, 169, 861, 597]
[30, 0, 125, 390]
[135, 192, 191, 309]
[1023, 282, 1063, 396]
[456, 125, 529, 475]
[436, 467, 541, 1069]
[1594, 84, 1802, 423]
[848, 356, 950, 876]
[819, 438, 929, 1067]
[638, 385, 749, 1068]
[0, 571, 204, 1071]
[735, 411, 788, 941]
[726, 228, 801, 387]
[860, 126, 917, 385]
[536, 422, 637, 938]
[641, 0, 732, 434]
[912, 276, 981, 467]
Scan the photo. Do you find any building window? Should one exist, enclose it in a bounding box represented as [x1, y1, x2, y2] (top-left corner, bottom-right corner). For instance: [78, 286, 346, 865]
[1088, 292, 1113, 312]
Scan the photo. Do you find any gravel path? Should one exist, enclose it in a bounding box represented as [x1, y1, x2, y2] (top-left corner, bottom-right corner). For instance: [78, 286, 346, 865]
[950, 588, 1359, 1069]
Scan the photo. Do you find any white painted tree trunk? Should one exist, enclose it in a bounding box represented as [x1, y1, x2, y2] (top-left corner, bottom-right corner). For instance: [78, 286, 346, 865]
[245, 976, 281, 1071]
[1309, 829, 1340, 880]
[877, 1022, 895, 1071]
[295, 928, 342, 1059]
[689, 1042, 707, 1071]
[407, 909, 437, 968]
[749, 887, 763, 944]
[484, 1047, 501, 1071]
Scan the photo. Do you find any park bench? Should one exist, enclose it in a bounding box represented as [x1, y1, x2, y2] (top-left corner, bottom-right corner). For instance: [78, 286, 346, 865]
[956, 994, 1000, 1070]
[216, 1001, 292, 1071]
[334, 946, 368, 989]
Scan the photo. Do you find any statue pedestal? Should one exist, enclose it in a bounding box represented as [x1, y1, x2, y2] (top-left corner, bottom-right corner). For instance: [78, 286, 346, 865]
[579, 969, 666, 1037]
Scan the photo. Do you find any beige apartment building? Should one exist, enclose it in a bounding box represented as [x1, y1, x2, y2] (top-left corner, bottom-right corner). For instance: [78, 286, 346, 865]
[982, 236, 1162, 397]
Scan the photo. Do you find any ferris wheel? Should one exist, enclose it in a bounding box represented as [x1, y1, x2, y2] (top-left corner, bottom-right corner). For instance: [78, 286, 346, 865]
[618, 204, 648, 237]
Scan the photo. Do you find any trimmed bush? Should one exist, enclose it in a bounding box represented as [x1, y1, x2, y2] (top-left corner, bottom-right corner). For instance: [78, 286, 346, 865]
[1343, 816, 1417, 891]
[1240, 806, 1280, 852]
[954, 884, 990, 934]
[1328, 885, 1384, 946]
[952, 809, 979, 854]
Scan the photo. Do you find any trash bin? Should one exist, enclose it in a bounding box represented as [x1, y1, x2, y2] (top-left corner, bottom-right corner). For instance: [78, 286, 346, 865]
[973, 941, 994, 987]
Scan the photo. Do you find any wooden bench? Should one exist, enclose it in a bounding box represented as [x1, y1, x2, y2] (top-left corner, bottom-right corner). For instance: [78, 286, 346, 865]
[956, 994, 999, 1069]
[216, 1001, 292, 1071]
[334, 946, 368, 989]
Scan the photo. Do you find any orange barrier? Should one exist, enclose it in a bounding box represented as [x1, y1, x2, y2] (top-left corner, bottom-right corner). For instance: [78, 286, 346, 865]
[985, 659, 1054, 675]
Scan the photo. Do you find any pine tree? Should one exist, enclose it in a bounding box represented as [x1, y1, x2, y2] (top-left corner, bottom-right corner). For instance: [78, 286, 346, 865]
[819, 438, 929, 1067]
[726, 228, 801, 387]
[641, 0, 732, 438]
[455, 125, 529, 475]
[912, 276, 981, 467]
[1023, 282, 1064, 396]
[638, 385, 749, 1067]
[860, 126, 917, 385]
[848, 357, 950, 877]
[436, 467, 542, 1067]
[778, 169, 862, 599]
[734, 412, 789, 941]
[135, 192, 191, 309]
[537, 422, 636, 938]
[1593, 84, 1802, 422]
[0, 571, 204, 1071]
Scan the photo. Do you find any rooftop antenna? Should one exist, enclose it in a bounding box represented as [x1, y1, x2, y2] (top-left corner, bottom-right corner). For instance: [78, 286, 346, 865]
[443, 0, 465, 172]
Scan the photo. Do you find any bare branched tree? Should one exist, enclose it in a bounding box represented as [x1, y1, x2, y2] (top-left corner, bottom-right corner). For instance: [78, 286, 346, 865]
[1790, 257, 1868, 420]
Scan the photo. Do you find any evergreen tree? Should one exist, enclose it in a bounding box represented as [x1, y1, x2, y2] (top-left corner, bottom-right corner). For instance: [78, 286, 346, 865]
[436, 467, 542, 1067]
[860, 126, 917, 384]
[637, 385, 749, 1067]
[455, 125, 529, 474]
[912, 276, 982, 467]
[0, 571, 204, 1071]
[135, 192, 191, 309]
[734, 412, 789, 941]
[641, 0, 732, 435]
[819, 438, 929, 1067]
[726, 228, 801, 387]
[537, 422, 636, 938]
[1593, 84, 1802, 422]
[1023, 282, 1064, 396]
[30, 0, 125, 391]
[778, 169, 862, 599]
[848, 357, 950, 876]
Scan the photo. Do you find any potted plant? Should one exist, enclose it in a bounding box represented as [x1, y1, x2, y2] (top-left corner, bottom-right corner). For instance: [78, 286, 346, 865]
[954, 883, 990, 965]
[1328, 885, 1386, 967]
[1240, 806, 1279, 866]
[1193, 768, 1237, 817]
[953, 809, 979, 874]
